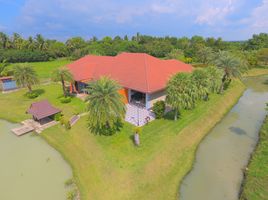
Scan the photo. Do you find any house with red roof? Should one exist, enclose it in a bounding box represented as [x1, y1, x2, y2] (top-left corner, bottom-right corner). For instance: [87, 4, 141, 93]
[67, 52, 193, 110]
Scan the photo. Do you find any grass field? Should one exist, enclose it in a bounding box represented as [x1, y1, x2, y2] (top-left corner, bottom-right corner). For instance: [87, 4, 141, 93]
[0, 83, 86, 122]
[245, 68, 268, 77]
[8, 59, 71, 82]
[240, 116, 268, 200]
[39, 80, 245, 200]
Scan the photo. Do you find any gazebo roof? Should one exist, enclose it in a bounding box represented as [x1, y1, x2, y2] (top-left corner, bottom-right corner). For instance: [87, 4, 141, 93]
[27, 100, 61, 120]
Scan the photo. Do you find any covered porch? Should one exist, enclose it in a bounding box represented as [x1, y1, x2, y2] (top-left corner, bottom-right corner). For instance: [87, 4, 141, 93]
[127, 89, 150, 109]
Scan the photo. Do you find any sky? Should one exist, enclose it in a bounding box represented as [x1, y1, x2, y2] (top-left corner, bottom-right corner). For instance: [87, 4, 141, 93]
[0, 0, 267, 41]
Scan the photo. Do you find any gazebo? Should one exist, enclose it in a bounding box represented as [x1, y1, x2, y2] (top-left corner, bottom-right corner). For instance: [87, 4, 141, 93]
[27, 100, 61, 124]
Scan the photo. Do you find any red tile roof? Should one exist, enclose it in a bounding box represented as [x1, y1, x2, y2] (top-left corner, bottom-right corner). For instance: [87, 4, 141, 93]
[67, 52, 193, 93]
[0, 76, 13, 81]
[27, 100, 61, 120]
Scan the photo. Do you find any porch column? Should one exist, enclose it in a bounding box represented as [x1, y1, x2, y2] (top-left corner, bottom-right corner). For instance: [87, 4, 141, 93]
[128, 89, 132, 103]
[145, 93, 150, 109]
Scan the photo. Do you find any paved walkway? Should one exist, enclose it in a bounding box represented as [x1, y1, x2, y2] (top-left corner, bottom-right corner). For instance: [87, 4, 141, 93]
[125, 104, 155, 126]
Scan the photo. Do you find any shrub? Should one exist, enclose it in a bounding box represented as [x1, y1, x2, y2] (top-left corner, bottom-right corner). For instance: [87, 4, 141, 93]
[25, 91, 39, 99]
[133, 126, 141, 134]
[60, 96, 71, 103]
[53, 113, 62, 121]
[66, 189, 77, 200]
[0, 49, 50, 63]
[152, 100, 166, 119]
[64, 178, 75, 187]
[65, 120, 71, 130]
[60, 117, 65, 125]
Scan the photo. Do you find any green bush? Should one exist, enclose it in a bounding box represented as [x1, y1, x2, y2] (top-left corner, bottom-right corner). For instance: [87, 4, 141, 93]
[152, 100, 166, 119]
[25, 91, 39, 99]
[64, 178, 75, 187]
[65, 120, 71, 130]
[133, 126, 142, 134]
[60, 117, 71, 130]
[60, 117, 65, 125]
[60, 96, 71, 103]
[66, 189, 77, 200]
[53, 113, 62, 121]
[0, 49, 50, 63]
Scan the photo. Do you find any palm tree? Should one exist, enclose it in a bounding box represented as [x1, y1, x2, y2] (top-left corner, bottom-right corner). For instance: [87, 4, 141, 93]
[51, 67, 73, 97]
[191, 68, 210, 100]
[166, 73, 197, 120]
[35, 34, 47, 50]
[197, 46, 214, 64]
[215, 51, 246, 93]
[0, 32, 9, 49]
[85, 76, 126, 135]
[204, 66, 223, 93]
[0, 59, 9, 76]
[13, 65, 39, 92]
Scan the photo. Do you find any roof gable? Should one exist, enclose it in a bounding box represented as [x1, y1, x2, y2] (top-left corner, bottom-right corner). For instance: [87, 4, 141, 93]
[27, 100, 61, 120]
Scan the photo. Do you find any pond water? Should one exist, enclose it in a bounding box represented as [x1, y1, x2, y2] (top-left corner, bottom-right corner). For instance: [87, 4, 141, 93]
[0, 120, 72, 200]
[180, 75, 268, 200]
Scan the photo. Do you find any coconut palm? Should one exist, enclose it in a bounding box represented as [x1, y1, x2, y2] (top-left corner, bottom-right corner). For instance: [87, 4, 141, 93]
[51, 67, 73, 97]
[85, 76, 126, 135]
[166, 73, 197, 120]
[215, 51, 246, 93]
[13, 65, 39, 92]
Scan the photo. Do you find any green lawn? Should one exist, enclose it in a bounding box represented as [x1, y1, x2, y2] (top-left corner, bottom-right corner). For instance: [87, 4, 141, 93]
[240, 116, 268, 200]
[245, 68, 268, 77]
[39, 80, 245, 200]
[8, 59, 71, 82]
[0, 83, 86, 122]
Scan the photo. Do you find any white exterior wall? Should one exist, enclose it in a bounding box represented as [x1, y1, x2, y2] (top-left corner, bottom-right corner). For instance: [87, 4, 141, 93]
[148, 89, 166, 109]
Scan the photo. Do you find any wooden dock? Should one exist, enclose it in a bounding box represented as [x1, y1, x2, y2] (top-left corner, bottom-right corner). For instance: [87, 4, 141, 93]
[11, 125, 35, 136]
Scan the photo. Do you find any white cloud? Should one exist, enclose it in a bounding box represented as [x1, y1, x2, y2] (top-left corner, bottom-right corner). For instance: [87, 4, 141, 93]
[250, 0, 268, 29]
[195, 0, 237, 25]
[237, 0, 268, 36]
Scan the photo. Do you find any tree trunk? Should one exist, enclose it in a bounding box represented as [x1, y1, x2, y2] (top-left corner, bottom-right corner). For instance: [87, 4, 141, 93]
[219, 73, 227, 94]
[61, 75, 66, 97]
[27, 84, 32, 93]
[174, 109, 178, 121]
[134, 133, 140, 146]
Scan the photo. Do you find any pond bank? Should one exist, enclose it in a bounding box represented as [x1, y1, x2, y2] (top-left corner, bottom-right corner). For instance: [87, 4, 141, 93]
[180, 75, 268, 200]
[239, 115, 268, 200]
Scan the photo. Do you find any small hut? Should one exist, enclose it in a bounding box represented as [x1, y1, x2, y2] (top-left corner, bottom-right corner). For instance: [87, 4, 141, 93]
[27, 100, 61, 124]
[0, 76, 17, 91]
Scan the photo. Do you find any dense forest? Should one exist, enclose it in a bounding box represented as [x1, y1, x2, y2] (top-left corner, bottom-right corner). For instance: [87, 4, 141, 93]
[0, 32, 267, 66]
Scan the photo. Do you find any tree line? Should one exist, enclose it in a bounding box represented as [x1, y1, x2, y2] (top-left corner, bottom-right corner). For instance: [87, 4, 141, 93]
[0, 32, 267, 65]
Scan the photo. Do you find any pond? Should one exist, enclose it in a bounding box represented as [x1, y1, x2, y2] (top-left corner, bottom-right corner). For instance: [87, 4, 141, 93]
[180, 75, 268, 200]
[0, 120, 72, 200]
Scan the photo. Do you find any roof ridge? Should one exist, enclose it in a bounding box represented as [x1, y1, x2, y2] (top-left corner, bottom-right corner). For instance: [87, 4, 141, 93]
[143, 54, 150, 93]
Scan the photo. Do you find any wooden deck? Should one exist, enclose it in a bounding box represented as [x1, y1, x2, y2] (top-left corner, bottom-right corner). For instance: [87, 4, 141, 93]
[11, 119, 59, 136]
[11, 125, 35, 136]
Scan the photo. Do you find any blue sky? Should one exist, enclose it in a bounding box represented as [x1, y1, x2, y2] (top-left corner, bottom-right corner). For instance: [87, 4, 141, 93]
[0, 0, 267, 41]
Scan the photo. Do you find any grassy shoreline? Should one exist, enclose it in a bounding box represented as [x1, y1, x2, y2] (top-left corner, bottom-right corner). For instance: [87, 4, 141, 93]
[39, 80, 245, 200]
[240, 116, 268, 200]
[244, 68, 268, 77]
